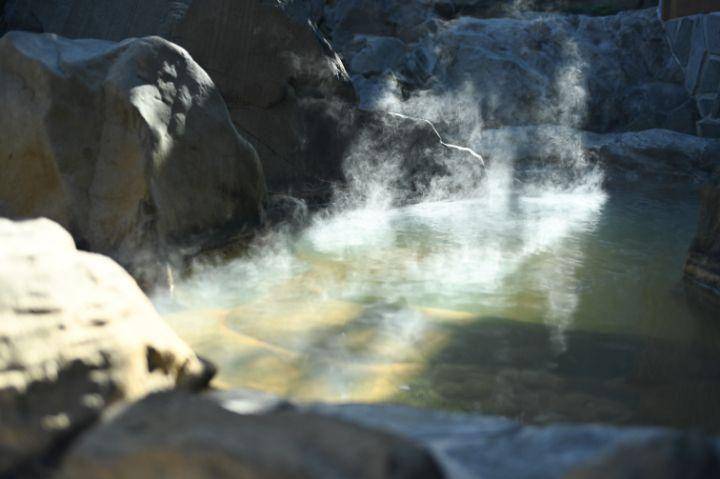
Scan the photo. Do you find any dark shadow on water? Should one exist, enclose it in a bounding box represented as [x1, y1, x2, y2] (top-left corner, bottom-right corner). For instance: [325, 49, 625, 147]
[388, 315, 720, 432]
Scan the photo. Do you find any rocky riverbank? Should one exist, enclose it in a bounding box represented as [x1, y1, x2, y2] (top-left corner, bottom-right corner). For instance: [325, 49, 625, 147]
[2, 218, 719, 478]
[2, 0, 720, 477]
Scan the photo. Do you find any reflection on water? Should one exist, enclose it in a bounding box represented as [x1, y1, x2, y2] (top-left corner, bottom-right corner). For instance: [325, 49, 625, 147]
[154, 161, 720, 432]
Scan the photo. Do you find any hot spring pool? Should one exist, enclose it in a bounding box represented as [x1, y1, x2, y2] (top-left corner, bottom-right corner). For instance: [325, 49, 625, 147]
[153, 160, 720, 432]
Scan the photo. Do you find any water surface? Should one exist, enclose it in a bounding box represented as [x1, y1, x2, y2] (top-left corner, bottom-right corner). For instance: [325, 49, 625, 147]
[155, 161, 720, 432]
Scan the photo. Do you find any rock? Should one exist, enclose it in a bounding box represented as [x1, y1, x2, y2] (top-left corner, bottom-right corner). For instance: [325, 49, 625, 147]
[346, 110, 485, 203]
[685, 169, 720, 297]
[3, 0, 357, 192]
[664, 12, 720, 138]
[0, 218, 213, 475]
[303, 403, 720, 479]
[450, 1, 658, 18]
[350, 36, 408, 76]
[59, 391, 444, 479]
[564, 434, 720, 479]
[0, 31, 265, 281]
[323, 6, 692, 134]
[473, 126, 720, 182]
[294, 105, 486, 205]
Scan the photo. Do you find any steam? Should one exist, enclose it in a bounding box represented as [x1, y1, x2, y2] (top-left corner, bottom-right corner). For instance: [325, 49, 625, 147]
[153, 14, 609, 394]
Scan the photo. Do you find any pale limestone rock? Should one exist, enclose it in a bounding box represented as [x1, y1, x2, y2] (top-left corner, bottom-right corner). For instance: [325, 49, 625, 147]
[0, 218, 213, 474]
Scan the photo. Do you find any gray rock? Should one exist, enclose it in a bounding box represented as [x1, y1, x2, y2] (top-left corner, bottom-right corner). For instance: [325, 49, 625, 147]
[0, 31, 265, 283]
[59, 391, 444, 479]
[325, 6, 693, 134]
[304, 403, 720, 479]
[3, 0, 357, 192]
[0, 218, 213, 475]
[473, 126, 720, 181]
[698, 117, 720, 138]
[685, 17, 708, 94]
[564, 434, 720, 479]
[696, 55, 720, 95]
[685, 168, 720, 298]
[705, 13, 720, 55]
[697, 94, 719, 118]
[351, 36, 407, 76]
[673, 16, 695, 67]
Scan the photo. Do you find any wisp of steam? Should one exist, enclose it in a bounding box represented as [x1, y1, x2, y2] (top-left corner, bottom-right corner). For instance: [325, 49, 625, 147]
[153, 28, 608, 398]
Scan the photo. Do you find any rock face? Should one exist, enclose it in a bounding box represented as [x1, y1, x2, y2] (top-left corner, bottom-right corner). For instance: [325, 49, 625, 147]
[0, 31, 265, 279]
[685, 169, 720, 297]
[664, 13, 720, 138]
[0, 218, 213, 476]
[3, 0, 357, 192]
[322, 6, 693, 134]
[59, 391, 444, 479]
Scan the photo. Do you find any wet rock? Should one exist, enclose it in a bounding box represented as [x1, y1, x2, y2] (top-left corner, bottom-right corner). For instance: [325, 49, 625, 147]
[685, 169, 720, 297]
[0, 218, 213, 475]
[0, 31, 265, 282]
[3, 0, 356, 192]
[59, 391, 444, 479]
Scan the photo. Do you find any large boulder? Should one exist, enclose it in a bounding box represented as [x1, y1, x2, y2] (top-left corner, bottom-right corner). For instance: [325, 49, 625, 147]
[321, 6, 694, 135]
[0, 31, 265, 279]
[59, 391, 444, 479]
[685, 169, 720, 298]
[3, 0, 357, 193]
[0, 218, 213, 476]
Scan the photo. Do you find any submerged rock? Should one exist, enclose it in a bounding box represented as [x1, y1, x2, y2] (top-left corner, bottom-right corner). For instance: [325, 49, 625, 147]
[0, 31, 265, 281]
[685, 169, 720, 298]
[59, 391, 444, 479]
[3, 0, 357, 192]
[0, 218, 213, 475]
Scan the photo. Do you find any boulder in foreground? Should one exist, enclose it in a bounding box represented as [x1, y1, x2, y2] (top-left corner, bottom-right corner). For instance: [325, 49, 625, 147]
[0, 218, 213, 475]
[59, 391, 444, 479]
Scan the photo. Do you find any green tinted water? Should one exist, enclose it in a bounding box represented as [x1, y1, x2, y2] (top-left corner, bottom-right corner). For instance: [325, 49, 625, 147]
[155, 163, 720, 432]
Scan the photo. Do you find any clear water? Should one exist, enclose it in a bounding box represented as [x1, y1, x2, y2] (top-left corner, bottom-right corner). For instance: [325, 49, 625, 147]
[154, 156, 720, 432]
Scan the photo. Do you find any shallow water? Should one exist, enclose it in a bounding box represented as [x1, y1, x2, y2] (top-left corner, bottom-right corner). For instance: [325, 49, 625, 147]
[154, 161, 720, 432]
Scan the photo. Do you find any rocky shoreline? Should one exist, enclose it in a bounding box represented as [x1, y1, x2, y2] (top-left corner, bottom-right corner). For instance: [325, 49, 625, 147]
[2, 0, 720, 477]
